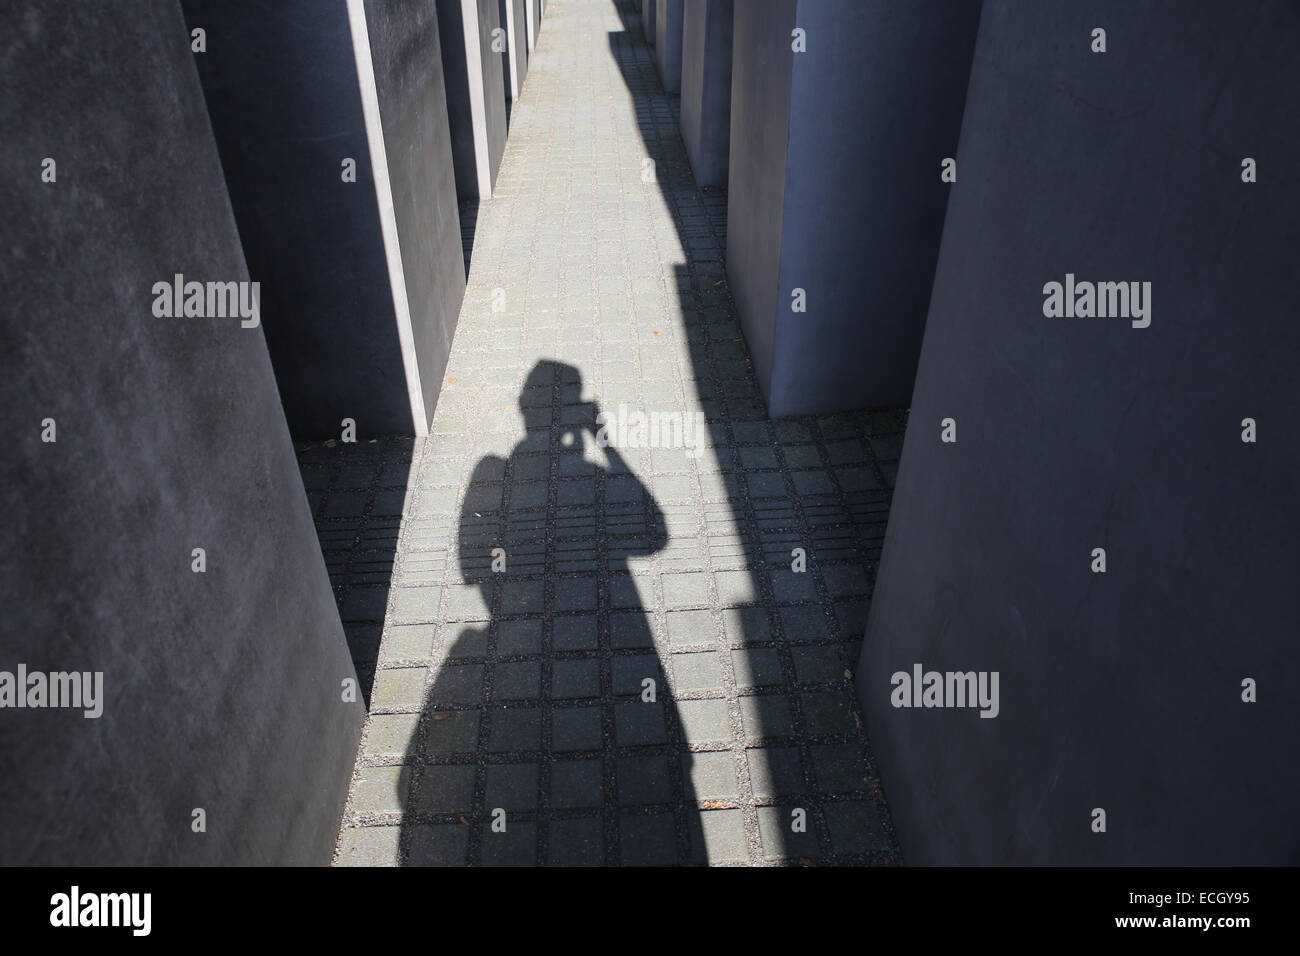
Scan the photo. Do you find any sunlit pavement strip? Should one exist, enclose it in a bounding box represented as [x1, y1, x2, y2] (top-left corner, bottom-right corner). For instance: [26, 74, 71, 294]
[297, 0, 906, 867]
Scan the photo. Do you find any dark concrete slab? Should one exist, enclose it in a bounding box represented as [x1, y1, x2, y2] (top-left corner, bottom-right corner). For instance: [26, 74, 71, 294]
[643, 0, 657, 45]
[184, 0, 421, 438]
[654, 0, 684, 93]
[858, 0, 1300, 865]
[727, 0, 981, 416]
[438, 0, 508, 198]
[680, 0, 733, 187]
[0, 0, 363, 864]
[363, 0, 469, 429]
[725, 0, 798, 412]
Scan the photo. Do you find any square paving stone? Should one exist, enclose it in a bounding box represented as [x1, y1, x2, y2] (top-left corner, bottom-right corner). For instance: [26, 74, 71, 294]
[548, 817, 604, 865]
[684, 750, 739, 802]
[666, 609, 714, 646]
[748, 746, 805, 799]
[551, 759, 604, 809]
[351, 765, 411, 815]
[370, 667, 427, 712]
[613, 654, 660, 695]
[486, 763, 540, 812]
[502, 579, 545, 615]
[615, 699, 668, 746]
[488, 706, 542, 752]
[423, 709, 480, 755]
[676, 699, 732, 744]
[617, 755, 674, 805]
[779, 605, 828, 642]
[552, 706, 604, 752]
[336, 826, 401, 867]
[407, 823, 470, 866]
[825, 801, 886, 857]
[739, 446, 778, 469]
[714, 570, 757, 606]
[813, 744, 871, 794]
[363, 713, 420, 757]
[822, 564, 867, 597]
[445, 627, 487, 658]
[740, 695, 794, 739]
[611, 611, 656, 648]
[671, 651, 723, 693]
[745, 472, 786, 497]
[553, 658, 602, 699]
[554, 614, 598, 650]
[493, 660, 541, 700]
[722, 606, 770, 643]
[689, 809, 749, 865]
[510, 481, 548, 509]
[378, 624, 437, 665]
[480, 820, 536, 866]
[802, 691, 858, 736]
[392, 586, 443, 624]
[662, 572, 711, 609]
[427, 663, 482, 706]
[554, 576, 597, 612]
[609, 575, 652, 608]
[342, 588, 388, 623]
[445, 584, 490, 621]
[757, 807, 820, 862]
[793, 645, 845, 685]
[731, 648, 783, 688]
[413, 765, 476, 813]
[792, 471, 835, 496]
[620, 813, 678, 866]
[497, 618, 543, 655]
[769, 569, 816, 603]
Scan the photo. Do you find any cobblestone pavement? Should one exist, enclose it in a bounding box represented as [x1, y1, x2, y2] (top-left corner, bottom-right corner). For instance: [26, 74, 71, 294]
[298, 0, 907, 866]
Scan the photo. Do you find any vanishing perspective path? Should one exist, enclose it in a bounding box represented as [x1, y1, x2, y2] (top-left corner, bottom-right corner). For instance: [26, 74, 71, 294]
[299, 0, 907, 866]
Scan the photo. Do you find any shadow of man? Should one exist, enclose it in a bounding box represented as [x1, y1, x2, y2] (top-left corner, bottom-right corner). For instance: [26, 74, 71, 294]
[401, 360, 702, 865]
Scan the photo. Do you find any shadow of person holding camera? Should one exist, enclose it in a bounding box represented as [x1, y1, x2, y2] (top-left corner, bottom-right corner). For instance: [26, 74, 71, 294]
[401, 359, 702, 865]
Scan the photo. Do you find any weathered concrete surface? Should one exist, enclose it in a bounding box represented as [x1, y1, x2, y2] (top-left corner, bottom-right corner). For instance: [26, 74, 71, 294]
[438, 0, 508, 198]
[858, 0, 1300, 865]
[500, 0, 528, 99]
[363, 0, 468, 428]
[680, 0, 734, 186]
[654, 0, 684, 93]
[185, 0, 422, 438]
[727, 0, 981, 416]
[0, 0, 363, 864]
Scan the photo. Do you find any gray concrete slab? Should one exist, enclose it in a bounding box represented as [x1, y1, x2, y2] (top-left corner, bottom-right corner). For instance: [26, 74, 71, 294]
[727, 0, 981, 416]
[363, 0, 470, 431]
[857, 0, 1300, 865]
[500, 0, 529, 100]
[438, 0, 509, 198]
[185, 0, 465, 438]
[0, 0, 363, 864]
[654, 0, 684, 93]
[680, 0, 733, 187]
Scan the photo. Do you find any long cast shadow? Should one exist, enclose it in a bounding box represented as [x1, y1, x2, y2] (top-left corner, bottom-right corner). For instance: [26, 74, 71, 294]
[400, 360, 703, 865]
[297, 437, 418, 708]
[607, 0, 903, 865]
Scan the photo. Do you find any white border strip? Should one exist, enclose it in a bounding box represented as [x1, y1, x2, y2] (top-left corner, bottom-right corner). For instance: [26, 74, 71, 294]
[345, 0, 429, 435]
[462, 0, 493, 196]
